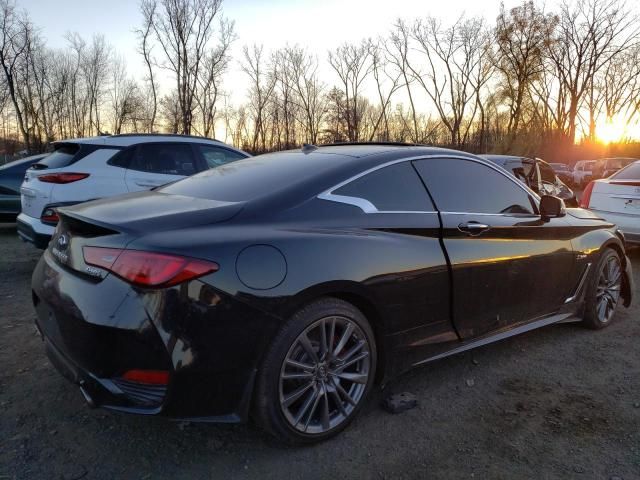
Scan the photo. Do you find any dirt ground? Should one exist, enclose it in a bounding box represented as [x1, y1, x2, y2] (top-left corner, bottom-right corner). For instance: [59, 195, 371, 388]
[1, 222, 639, 480]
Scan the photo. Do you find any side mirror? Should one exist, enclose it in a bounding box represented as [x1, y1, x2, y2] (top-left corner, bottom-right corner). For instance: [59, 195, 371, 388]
[540, 195, 566, 219]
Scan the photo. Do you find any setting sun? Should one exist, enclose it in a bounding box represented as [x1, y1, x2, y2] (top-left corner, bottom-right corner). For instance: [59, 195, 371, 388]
[596, 116, 640, 143]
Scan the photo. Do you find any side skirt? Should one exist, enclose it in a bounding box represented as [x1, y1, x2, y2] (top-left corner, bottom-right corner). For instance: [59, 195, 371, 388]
[412, 312, 579, 367]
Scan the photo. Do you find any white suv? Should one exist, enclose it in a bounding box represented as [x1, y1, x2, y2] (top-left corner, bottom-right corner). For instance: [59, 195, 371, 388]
[17, 134, 248, 248]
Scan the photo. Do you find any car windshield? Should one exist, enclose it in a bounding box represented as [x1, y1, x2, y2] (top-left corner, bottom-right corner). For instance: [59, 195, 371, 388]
[611, 162, 640, 180]
[550, 163, 569, 171]
[607, 158, 637, 169]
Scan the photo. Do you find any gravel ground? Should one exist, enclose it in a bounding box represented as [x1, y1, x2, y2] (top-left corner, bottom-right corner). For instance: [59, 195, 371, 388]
[1, 222, 639, 480]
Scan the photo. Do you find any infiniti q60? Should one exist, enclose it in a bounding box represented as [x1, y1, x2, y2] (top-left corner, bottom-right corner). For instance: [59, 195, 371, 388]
[32, 144, 633, 444]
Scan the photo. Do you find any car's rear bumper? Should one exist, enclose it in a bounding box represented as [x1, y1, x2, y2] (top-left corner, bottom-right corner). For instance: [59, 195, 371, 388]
[16, 213, 55, 248]
[31, 250, 265, 422]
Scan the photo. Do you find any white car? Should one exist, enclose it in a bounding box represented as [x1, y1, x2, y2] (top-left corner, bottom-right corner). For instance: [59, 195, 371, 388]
[17, 134, 249, 248]
[572, 160, 596, 187]
[580, 160, 640, 245]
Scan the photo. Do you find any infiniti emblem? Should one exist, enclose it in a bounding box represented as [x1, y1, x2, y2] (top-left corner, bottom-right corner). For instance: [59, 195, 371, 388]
[57, 234, 68, 250]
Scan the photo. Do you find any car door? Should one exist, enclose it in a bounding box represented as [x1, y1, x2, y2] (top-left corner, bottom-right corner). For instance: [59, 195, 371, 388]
[323, 161, 454, 364]
[124, 143, 198, 192]
[413, 156, 576, 340]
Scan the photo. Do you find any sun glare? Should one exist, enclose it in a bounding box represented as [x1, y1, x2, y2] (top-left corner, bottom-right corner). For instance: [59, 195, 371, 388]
[597, 116, 640, 143]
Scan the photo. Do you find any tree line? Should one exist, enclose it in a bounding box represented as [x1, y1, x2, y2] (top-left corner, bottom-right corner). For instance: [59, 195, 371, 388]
[1, 0, 639, 162]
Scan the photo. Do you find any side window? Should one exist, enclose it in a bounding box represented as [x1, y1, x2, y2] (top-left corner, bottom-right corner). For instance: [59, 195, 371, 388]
[129, 143, 197, 176]
[333, 162, 434, 212]
[198, 145, 246, 169]
[413, 158, 536, 215]
[539, 162, 557, 184]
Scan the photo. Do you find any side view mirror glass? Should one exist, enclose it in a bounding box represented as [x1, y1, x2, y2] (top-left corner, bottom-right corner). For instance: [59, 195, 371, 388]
[540, 195, 566, 219]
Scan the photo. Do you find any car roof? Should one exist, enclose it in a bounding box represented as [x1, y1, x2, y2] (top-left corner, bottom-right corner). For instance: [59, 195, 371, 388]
[52, 134, 247, 152]
[159, 144, 495, 211]
[480, 154, 534, 166]
[287, 143, 481, 165]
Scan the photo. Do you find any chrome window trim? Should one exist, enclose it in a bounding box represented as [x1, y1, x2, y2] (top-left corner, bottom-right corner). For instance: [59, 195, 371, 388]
[438, 211, 539, 217]
[317, 154, 541, 214]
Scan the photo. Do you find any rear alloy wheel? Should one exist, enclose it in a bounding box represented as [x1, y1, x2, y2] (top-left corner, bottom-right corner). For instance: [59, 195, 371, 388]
[582, 248, 623, 329]
[279, 316, 371, 435]
[254, 298, 376, 444]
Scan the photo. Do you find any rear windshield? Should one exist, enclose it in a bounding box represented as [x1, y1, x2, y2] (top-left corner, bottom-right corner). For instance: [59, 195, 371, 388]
[611, 162, 640, 180]
[35, 144, 80, 169]
[607, 158, 637, 169]
[160, 153, 343, 202]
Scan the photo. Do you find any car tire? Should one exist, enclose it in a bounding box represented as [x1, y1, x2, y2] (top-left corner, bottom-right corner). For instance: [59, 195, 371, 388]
[253, 297, 377, 445]
[581, 248, 623, 330]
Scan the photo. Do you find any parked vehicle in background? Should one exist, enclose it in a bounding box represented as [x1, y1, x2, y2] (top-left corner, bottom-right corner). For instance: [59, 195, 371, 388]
[481, 155, 578, 207]
[31, 144, 633, 445]
[17, 134, 249, 248]
[549, 162, 573, 185]
[591, 157, 638, 180]
[0, 153, 48, 222]
[581, 160, 640, 245]
[573, 160, 597, 187]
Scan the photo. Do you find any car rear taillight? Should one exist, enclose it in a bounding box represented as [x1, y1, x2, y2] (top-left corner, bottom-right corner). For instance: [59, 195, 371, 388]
[41, 207, 59, 224]
[580, 181, 595, 208]
[83, 247, 218, 287]
[37, 173, 90, 184]
[122, 369, 169, 385]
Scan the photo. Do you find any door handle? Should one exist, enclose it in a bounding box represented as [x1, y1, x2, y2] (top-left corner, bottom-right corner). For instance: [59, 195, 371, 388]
[458, 222, 490, 236]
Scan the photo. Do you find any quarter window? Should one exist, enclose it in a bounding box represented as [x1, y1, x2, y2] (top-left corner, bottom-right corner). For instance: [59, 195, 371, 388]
[413, 158, 536, 215]
[333, 162, 434, 212]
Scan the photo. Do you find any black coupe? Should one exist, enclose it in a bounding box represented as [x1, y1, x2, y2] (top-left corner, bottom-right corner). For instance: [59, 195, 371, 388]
[32, 144, 633, 444]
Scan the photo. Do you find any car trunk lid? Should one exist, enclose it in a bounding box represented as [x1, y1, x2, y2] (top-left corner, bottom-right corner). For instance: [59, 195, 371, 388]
[590, 180, 640, 214]
[50, 190, 243, 277]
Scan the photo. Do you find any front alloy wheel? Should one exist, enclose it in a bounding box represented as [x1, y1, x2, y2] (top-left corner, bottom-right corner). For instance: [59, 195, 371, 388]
[279, 316, 371, 434]
[595, 254, 622, 324]
[582, 248, 623, 329]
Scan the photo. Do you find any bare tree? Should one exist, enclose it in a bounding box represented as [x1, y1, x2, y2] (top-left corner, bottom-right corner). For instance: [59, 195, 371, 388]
[328, 40, 372, 141]
[241, 44, 276, 152]
[141, 0, 232, 135]
[549, 0, 639, 143]
[136, 0, 158, 132]
[495, 1, 558, 148]
[195, 18, 234, 138]
[388, 20, 419, 142]
[110, 56, 139, 134]
[282, 46, 325, 144]
[409, 16, 488, 147]
[369, 40, 401, 141]
[0, 0, 32, 150]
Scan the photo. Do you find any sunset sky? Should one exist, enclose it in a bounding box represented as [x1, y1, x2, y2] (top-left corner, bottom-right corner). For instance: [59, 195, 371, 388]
[19, 0, 526, 103]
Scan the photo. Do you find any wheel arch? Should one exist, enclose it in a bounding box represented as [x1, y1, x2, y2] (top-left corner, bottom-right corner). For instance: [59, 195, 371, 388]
[599, 238, 632, 308]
